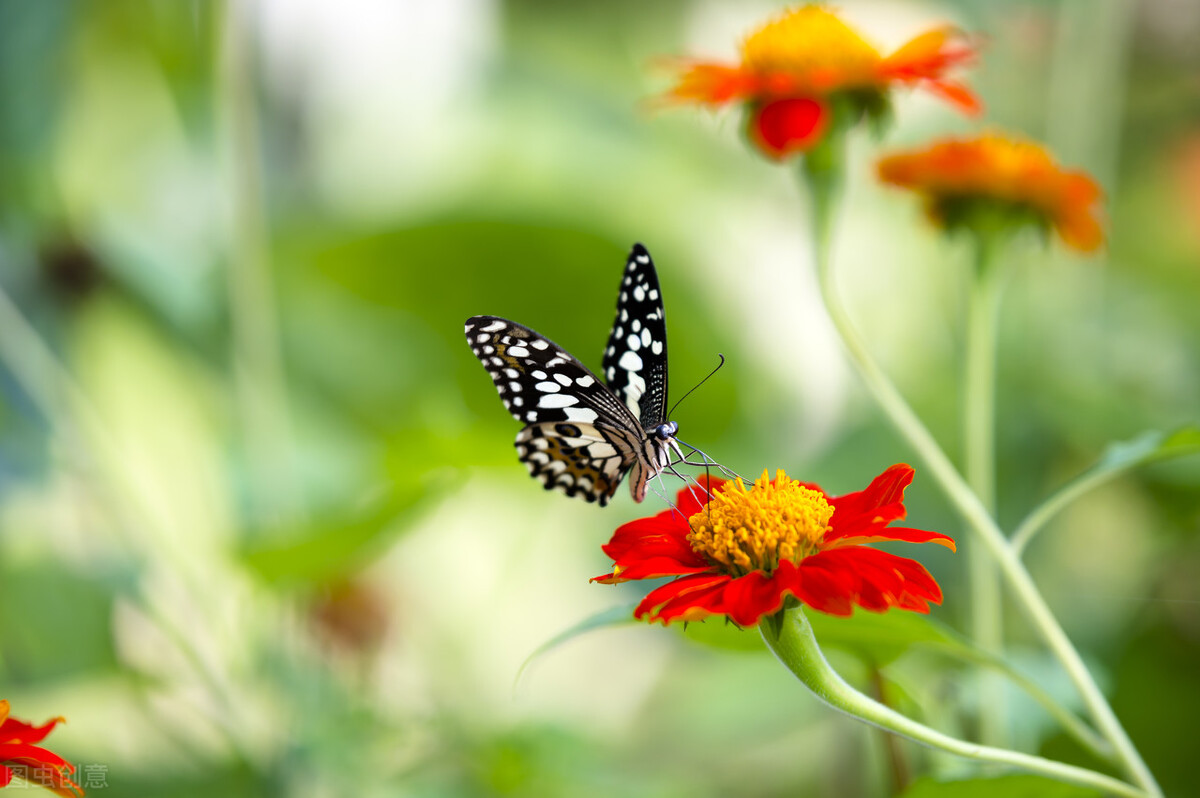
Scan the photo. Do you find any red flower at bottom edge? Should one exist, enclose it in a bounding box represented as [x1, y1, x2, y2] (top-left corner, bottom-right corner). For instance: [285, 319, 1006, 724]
[593, 465, 955, 626]
[0, 700, 81, 796]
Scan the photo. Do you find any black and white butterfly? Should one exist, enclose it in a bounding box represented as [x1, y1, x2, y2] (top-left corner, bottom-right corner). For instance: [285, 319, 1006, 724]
[465, 243, 681, 507]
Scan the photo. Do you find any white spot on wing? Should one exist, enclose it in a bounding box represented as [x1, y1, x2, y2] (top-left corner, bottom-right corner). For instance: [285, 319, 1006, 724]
[564, 406, 598, 423]
[651, 341, 663, 355]
[633, 285, 645, 302]
[535, 381, 561, 393]
[618, 350, 643, 372]
[507, 346, 529, 358]
[482, 320, 506, 332]
[626, 334, 641, 351]
[575, 375, 594, 387]
[553, 373, 572, 386]
[538, 393, 579, 408]
[530, 339, 550, 350]
[641, 328, 652, 347]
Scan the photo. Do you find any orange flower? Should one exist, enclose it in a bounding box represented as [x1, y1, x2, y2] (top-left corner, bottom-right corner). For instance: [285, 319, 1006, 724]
[593, 466, 954, 626]
[665, 5, 980, 159]
[0, 701, 82, 796]
[877, 133, 1105, 252]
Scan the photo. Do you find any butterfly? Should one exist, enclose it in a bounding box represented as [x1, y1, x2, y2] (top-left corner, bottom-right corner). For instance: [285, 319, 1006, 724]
[465, 243, 680, 507]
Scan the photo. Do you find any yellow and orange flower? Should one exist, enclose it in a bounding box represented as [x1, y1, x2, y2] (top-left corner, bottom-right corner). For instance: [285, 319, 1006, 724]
[664, 5, 980, 159]
[593, 466, 954, 626]
[877, 133, 1105, 252]
[0, 701, 81, 796]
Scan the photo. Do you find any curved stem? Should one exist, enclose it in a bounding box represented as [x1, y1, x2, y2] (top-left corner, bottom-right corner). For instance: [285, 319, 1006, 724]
[760, 609, 1147, 798]
[965, 236, 1005, 745]
[804, 176, 1162, 797]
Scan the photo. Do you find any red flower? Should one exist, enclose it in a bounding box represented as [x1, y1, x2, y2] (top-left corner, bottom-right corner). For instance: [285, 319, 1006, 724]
[0, 701, 81, 797]
[593, 466, 954, 626]
[663, 6, 980, 159]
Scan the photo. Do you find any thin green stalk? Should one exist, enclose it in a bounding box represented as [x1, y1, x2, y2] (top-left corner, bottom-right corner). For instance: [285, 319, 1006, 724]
[805, 175, 1161, 797]
[965, 235, 1005, 745]
[218, 0, 295, 522]
[760, 609, 1148, 798]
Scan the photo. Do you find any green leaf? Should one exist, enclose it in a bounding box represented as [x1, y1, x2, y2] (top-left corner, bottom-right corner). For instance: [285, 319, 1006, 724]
[238, 472, 452, 586]
[900, 774, 1102, 798]
[680, 617, 768, 652]
[515, 604, 638, 688]
[806, 609, 957, 666]
[0, 560, 120, 683]
[1013, 425, 1200, 553]
[1095, 426, 1200, 470]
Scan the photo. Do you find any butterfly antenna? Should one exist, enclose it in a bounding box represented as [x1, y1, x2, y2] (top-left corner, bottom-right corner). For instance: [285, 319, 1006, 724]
[666, 354, 725, 420]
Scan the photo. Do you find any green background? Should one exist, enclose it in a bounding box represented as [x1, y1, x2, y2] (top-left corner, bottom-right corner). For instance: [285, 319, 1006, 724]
[1, 1, 1197, 796]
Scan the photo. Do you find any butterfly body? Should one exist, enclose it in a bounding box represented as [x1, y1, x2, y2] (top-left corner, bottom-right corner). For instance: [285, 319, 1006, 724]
[465, 244, 676, 506]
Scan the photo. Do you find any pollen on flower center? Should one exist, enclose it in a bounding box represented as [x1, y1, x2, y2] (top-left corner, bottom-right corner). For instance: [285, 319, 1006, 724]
[687, 469, 833, 576]
[740, 6, 880, 83]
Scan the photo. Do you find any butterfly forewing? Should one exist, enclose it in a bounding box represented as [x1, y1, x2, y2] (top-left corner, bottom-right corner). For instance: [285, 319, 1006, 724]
[601, 243, 669, 429]
[465, 315, 645, 505]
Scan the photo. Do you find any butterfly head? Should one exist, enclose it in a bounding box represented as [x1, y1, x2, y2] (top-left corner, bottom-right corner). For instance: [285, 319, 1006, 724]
[654, 421, 679, 441]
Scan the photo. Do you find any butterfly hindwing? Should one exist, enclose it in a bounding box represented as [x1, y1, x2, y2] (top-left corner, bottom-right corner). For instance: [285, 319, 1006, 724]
[602, 243, 669, 429]
[465, 315, 648, 506]
[515, 422, 626, 504]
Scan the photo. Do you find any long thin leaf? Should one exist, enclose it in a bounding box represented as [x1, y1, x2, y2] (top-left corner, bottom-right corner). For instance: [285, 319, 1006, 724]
[1012, 426, 1200, 555]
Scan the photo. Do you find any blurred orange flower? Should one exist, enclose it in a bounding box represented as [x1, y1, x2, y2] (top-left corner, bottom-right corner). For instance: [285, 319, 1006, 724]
[664, 5, 980, 159]
[0, 701, 81, 797]
[877, 133, 1105, 252]
[593, 466, 954, 626]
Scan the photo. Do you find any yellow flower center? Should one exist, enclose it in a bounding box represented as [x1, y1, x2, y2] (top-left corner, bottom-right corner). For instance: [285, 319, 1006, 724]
[687, 469, 833, 576]
[740, 6, 882, 86]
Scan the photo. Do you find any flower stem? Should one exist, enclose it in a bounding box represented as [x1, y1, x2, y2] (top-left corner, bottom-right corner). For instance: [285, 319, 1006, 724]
[965, 233, 1005, 746]
[218, 0, 296, 523]
[803, 170, 1162, 797]
[760, 609, 1149, 798]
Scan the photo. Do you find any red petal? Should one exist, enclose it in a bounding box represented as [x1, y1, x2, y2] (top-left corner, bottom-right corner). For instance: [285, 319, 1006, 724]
[826, 464, 913, 538]
[590, 556, 713, 583]
[636, 574, 732, 624]
[826, 525, 956, 551]
[0, 742, 70, 769]
[0, 765, 12, 788]
[797, 548, 943, 615]
[925, 79, 983, 115]
[0, 716, 62, 746]
[793, 558, 856, 616]
[719, 569, 793, 627]
[748, 97, 829, 160]
[601, 514, 707, 573]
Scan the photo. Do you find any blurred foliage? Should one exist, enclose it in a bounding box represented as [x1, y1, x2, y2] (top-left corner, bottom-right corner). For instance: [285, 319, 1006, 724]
[0, 1, 1197, 797]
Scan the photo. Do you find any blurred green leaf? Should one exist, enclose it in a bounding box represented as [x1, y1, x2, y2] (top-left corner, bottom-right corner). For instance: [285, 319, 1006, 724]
[807, 609, 956, 667]
[1096, 427, 1200, 470]
[238, 472, 452, 586]
[0, 560, 119, 683]
[1013, 426, 1200, 553]
[680, 617, 768, 652]
[515, 603, 637, 687]
[899, 774, 1101, 798]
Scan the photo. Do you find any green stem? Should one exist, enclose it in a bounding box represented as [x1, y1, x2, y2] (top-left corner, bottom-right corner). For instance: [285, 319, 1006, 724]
[965, 235, 1005, 745]
[218, 0, 295, 522]
[927, 639, 1112, 763]
[760, 609, 1148, 798]
[804, 173, 1162, 797]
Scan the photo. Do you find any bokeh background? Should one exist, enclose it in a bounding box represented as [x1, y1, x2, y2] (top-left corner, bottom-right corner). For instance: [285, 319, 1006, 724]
[1, 1, 1197, 796]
